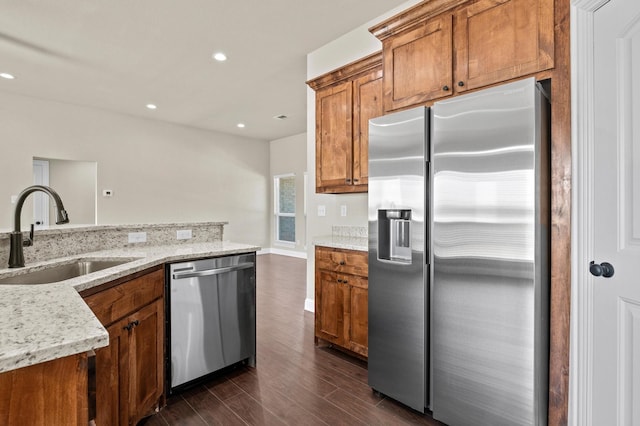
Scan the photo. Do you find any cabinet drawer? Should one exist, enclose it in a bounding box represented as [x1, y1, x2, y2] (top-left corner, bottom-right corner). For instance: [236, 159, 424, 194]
[338, 274, 367, 290]
[83, 268, 164, 326]
[315, 246, 368, 277]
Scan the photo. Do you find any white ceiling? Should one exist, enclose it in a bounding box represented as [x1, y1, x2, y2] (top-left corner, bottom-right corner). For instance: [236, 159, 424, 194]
[0, 0, 407, 141]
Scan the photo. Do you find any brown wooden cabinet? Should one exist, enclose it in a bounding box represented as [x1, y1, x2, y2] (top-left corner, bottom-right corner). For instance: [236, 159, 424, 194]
[308, 52, 383, 194]
[314, 246, 368, 357]
[371, 0, 554, 112]
[82, 266, 164, 426]
[0, 353, 88, 426]
[380, 13, 454, 111]
[453, 0, 554, 92]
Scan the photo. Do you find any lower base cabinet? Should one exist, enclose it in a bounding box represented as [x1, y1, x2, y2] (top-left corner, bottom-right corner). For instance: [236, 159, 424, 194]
[0, 353, 88, 426]
[314, 246, 368, 357]
[82, 266, 165, 426]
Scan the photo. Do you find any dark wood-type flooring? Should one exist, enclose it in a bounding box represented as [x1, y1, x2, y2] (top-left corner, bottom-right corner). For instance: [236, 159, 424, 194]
[141, 254, 442, 425]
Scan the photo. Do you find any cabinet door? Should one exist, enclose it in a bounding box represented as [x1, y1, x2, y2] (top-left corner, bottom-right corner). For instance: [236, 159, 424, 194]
[352, 69, 383, 188]
[0, 354, 88, 426]
[95, 318, 129, 426]
[315, 269, 349, 346]
[382, 13, 453, 112]
[315, 81, 353, 192]
[454, 0, 554, 91]
[128, 299, 164, 426]
[347, 277, 369, 357]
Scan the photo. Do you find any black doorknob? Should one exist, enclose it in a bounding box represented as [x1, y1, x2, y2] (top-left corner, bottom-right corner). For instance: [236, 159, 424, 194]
[589, 261, 615, 278]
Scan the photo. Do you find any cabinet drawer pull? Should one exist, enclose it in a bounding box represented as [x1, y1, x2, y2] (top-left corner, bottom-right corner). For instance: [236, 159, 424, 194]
[443, 85, 450, 91]
[458, 81, 465, 87]
[123, 320, 139, 331]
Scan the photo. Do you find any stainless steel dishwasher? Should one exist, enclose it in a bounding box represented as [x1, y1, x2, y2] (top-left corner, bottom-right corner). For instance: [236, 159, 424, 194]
[166, 252, 256, 393]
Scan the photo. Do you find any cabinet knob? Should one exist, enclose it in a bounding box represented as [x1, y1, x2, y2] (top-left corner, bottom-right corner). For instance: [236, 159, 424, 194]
[337, 278, 343, 283]
[353, 179, 359, 182]
[343, 280, 348, 284]
[458, 81, 465, 87]
[339, 261, 346, 266]
[443, 85, 450, 91]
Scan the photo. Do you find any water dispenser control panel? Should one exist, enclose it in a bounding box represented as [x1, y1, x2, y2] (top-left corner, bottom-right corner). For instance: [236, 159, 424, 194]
[377, 209, 412, 264]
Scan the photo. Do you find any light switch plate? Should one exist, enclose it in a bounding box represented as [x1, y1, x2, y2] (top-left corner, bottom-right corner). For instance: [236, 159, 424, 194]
[340, 205, 347, 217]
[317, 205, 326, 216]
[128, 232, 147, 243]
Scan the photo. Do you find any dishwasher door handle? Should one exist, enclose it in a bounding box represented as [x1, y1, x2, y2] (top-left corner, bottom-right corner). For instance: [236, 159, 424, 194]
[172, 262, 254, 279]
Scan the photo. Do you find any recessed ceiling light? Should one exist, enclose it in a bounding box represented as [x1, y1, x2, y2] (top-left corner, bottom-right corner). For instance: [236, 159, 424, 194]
[237, 123, 245, 128]
[213, 52, 227, 62]
[146, 104, 157, 110]
[0, 73, 15, 80]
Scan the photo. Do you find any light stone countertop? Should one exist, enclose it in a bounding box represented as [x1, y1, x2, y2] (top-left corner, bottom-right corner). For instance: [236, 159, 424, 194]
[0, 221, 228, 238]
[313, 235, 368, 252]
[0, 241, 259, 373]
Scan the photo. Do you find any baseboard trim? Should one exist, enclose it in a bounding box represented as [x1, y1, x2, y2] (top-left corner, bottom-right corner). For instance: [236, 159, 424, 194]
[304, 298, 314, 313]
[259, 247, 308, 259]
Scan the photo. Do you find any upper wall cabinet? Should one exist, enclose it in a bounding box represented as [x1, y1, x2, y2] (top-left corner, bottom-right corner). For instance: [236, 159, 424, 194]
[308, 52, 383, 194]
[454, 0, 554, 91]
[371, 0, 554, 112]
[379, 13, 454, 111]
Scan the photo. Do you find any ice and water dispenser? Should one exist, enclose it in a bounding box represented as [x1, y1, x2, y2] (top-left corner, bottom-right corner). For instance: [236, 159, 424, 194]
[377, 209, 412, 264]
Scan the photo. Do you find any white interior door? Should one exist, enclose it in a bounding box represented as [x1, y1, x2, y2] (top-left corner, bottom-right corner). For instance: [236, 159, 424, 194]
[32, 159, 49, 227]
[591, 0, 640, 423]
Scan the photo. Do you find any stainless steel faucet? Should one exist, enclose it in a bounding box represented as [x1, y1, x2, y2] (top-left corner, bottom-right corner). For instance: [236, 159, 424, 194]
[8, 185, 69, 268]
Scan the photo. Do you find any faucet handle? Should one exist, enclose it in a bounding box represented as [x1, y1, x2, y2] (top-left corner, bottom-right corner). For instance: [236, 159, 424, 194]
[23, 223, 34, 247]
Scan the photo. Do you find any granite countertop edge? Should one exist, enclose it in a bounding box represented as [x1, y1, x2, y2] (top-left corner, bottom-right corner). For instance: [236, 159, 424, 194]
[312, 235, 368, 252]
[0, 241, 259, 373]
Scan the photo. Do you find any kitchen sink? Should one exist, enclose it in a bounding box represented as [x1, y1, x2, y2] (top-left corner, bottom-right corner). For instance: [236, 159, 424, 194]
[0, 258, 141, 285]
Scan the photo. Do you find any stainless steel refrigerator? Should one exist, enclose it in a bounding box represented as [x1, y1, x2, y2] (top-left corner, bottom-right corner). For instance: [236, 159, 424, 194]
[368, 77, 549, 425]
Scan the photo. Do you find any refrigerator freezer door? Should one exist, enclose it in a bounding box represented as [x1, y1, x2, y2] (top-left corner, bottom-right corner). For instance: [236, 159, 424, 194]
[368, 106, 428, 412]
[431, 78, 549, 425]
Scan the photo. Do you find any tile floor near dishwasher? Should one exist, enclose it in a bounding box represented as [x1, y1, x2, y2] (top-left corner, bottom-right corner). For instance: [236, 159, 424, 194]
[141, 254, 442, 426]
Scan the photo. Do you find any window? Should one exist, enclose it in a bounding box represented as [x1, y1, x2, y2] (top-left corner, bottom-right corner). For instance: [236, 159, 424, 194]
[275, 174, 295, 245]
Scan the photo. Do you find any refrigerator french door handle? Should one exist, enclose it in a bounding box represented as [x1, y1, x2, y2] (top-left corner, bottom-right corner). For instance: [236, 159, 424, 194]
[425, 159, 431, 264]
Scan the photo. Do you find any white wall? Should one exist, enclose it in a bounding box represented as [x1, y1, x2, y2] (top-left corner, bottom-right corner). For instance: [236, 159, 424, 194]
[0, 92, 270, 248]
[304, 0, 422, 306]
[48, 159, 96, 225]
[269, 132, 307, 256]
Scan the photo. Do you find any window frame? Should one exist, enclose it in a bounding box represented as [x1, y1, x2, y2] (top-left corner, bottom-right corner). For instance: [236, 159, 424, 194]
[274, 173, 296, 247]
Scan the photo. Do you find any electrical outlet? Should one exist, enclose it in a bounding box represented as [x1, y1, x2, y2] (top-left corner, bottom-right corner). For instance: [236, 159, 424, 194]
[340, 205, 347, 217]
[317, 205, 326, 217]
[176, 229, 192, 240]
[128, 232, 147, 243]
[102, 189, 113, 197]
